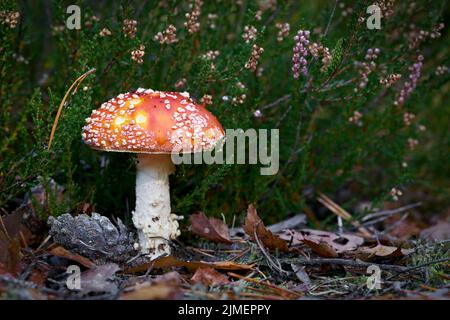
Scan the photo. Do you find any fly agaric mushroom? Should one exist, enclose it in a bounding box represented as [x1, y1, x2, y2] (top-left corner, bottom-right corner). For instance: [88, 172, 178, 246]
[82, 88, 224, 259]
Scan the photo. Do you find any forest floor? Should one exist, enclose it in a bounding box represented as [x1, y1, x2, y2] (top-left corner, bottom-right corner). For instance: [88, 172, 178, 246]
[0, 190, 449, 300]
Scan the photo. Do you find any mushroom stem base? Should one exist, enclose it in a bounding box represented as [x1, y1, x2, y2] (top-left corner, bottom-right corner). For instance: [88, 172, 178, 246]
[132, 154, 180, 260]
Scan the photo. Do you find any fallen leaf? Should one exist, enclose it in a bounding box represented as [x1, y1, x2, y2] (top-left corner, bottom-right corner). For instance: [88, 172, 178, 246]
[420, 222, 450, 241]
[243, 204, 289, 252]
[27, 268, 49, 287]
[80, 263, 120, 294]
[0, 211, 33, 266]
[121, 283, 180, 300]
[291, 264, 311, 287]
[228, 272, 302, 299]
[152, 271, 183, 286]
[385, 216, 423, 240]
[0, 212, 32, 242]
[190, 211, 232, 244]
[125, 256, 254, 274]
[3, 239, 22, 274]
[120, 271, 182, 300]
[49, 246, 95, 268]
[210, 260, 255, 270]
[302, 238, 339, 258]
[191, 267, 230, 286]
[230, 214, 305, 237]
[356, 244, 414, 261]
[278, 229, 364, 253]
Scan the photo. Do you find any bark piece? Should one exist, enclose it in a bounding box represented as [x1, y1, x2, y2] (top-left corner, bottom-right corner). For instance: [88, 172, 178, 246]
[49, 246, 95, 268]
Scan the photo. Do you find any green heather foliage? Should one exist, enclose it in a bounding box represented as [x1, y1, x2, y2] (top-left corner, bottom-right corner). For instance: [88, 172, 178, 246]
[0, 0, 449, 227]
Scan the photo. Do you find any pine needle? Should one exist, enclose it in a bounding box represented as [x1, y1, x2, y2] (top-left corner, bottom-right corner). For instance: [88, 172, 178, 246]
[47, 68, 96, 150]
[317, 192, 372, 237]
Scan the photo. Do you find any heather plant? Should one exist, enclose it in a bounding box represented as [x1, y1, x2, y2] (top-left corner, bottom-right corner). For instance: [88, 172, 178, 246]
[0, 0, 449, 230]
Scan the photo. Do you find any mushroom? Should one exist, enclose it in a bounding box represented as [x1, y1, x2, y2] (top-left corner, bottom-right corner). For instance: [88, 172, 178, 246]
[82, 88, 224, 259]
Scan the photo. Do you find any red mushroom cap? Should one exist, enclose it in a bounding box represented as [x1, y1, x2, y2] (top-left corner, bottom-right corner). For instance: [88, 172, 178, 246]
[82, 89, 224, 153]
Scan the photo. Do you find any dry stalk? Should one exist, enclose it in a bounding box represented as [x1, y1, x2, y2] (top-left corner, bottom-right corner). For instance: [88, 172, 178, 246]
[47, 68, 96, 150]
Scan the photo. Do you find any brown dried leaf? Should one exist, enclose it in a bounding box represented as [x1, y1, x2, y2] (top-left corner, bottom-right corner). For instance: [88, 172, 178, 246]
[27, 268, 49, 287]
[0, 212, 32, 242]
[125, 256, 254, 273]
[121, 283, 180, 300]
[385, 217, 423, 240]
[0, 211, 34, 271]
[0, 239, 22, 274]
[0, 212, 33, 262]
[190, 211, 232, 244]
[153, 271, 183, 286]
[209, 260, 255, 270]
[49, 246, 95, 268]
[243, 204, 289, 252]
[120, 271, 182, 300]
[303, 238, 339, 258]
[278, 229, 363, 253]
[191, 267, 230, 286]
[356, 244, 415, 261]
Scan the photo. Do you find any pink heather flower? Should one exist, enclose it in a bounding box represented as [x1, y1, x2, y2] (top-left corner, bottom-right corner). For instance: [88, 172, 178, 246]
[254, 109, 262, 118]
[435, 65, 448, 76]
[395, 55, 424, 106]
[0, 10, 20, 29]
[184, 0, 203, 34]
[122, 19, 137, 38]
[242, 25, 258, 43]
[275, 22, 290, 42]
[154, 24, 178, 44]
[390, 187, 403, 201]
[245, 44, 264, 72]
[292, 30, 310, 79]
[354, 48, 380, 91]
[380, 73, 402, 88]
[131, 45, 145, 64]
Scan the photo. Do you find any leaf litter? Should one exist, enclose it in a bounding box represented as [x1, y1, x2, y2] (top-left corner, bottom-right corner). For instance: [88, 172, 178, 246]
[0, 200, 448, 300]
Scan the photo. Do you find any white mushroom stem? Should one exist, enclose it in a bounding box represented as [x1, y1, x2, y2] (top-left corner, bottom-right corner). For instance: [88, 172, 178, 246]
[132, 154, 181, 260]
